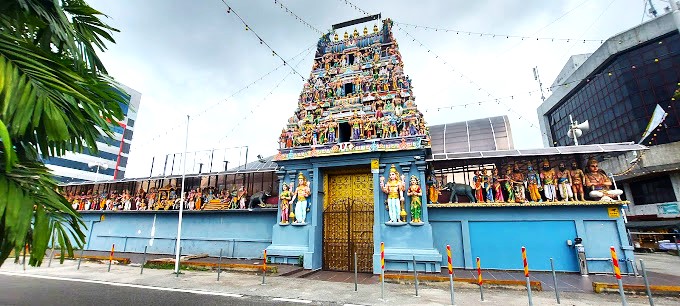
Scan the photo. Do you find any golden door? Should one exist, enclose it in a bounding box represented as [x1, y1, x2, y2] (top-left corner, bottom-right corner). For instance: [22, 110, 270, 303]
[322, 170, 374, 272]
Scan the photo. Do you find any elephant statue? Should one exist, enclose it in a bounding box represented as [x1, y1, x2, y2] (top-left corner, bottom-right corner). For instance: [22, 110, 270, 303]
[248, 190, 272, 209]
[443, 182, 476, 203]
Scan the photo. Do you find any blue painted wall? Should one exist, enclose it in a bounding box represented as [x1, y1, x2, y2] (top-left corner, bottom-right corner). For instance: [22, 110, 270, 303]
[429, 205, 633, 273]
[80, 210, 276, 259]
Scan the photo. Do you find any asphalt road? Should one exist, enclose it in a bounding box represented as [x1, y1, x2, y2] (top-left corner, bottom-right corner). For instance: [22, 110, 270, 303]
[0, 274, 332, 306]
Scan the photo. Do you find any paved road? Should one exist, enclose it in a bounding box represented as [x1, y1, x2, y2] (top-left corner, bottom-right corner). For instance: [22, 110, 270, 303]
[0, 274, 333, 306]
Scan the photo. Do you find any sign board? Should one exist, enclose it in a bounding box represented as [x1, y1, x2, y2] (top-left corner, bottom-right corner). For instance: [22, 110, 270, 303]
[371, 159, 379, 173]
[607, 207, 620, 218]
[657, 203, 680, 215]
[100, 214, 106, 222]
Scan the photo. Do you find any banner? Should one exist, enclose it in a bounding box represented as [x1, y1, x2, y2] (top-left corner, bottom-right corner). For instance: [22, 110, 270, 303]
[638, 104, 668, 144]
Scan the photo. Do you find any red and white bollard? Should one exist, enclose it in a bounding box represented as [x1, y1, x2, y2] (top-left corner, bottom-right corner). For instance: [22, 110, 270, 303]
[610, 246, 628, 306]
[447, 245, 454, 305]
[522, 246, 533, 306]
[107, 243, 115, 272]
[476, 257, 484, 301]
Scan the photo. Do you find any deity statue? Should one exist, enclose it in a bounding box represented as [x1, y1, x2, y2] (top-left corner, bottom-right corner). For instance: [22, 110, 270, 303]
[526, 164, 542, 202]
[380, 165, 404, 223]
[327, 117, 337, 143]
[237, 186, 247, 209]
[504, 166, 515, 203]
[539, 159, 557, 202]
[584, 158, 623, 201]
[473, 170, 484, 203]
[279, 183, 292, 225]
[492, 168, 504, 203]
[427, 174, 440, 204]
[407, 175, 423, 223]
[570, 161, 586, 201]
[556, 162, 574, 202]
[291, 173, 311, 224]
[483, 169, 493, 203]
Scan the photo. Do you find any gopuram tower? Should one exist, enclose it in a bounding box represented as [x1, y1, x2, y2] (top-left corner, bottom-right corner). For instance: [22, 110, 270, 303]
[267, 16, 441, 274]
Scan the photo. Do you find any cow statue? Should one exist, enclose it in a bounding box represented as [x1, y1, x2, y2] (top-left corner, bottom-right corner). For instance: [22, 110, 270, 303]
[248, 190, 273, 209]
[443, 182, 476, 203]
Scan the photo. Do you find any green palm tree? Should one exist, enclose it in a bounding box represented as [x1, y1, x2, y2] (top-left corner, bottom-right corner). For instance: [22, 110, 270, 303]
[0, 0, 127, 266]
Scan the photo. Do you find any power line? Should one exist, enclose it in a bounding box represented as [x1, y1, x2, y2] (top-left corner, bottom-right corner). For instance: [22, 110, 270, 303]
[340, 0, 370, 16]
[394, 21, 605, 43]
[273, 0, 324, 35]
[219, 0, 306, 81]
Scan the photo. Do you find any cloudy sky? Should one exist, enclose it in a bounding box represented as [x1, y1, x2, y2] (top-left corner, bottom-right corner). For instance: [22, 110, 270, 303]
[87, 0, 663, 178]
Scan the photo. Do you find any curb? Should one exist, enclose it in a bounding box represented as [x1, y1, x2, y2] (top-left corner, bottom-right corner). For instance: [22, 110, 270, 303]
[145, 260, 278, 274]
[592, 282, 680, 296]
[54, 253, 131, 265]
[383, 273, 543, 291]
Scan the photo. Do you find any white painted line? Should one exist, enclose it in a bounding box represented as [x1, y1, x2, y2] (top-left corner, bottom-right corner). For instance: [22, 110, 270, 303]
[272, 297, 312, 304]
[344, 304, 368, 306]
[0, 271, 243, 298]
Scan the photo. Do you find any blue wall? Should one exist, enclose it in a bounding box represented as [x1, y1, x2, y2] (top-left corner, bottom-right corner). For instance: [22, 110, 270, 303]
[429, 205, 633, 273]
[81, 210, 276, 259]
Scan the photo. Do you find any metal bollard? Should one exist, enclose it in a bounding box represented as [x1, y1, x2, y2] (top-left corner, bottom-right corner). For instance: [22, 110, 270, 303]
[107, 243, 115, 272]
[476, 257, 484, 301]
[48, 229, 56, 268]
[217, 248, 223, 281]
[176, 246, 182, 277]
[522, 246, 533, 306]
[77, 246, 85, 270]
[354, 252, 358, 292]
[610, 246, 628, 306]
[380, 242, 385, 301]
[412, 255, 419, 297]
[446, 245, 454, 305]
[140, 246, 147, 275]
[550, 258, 561, 304]
[639, 259, 654, 306]
[261, 249, 267, 285]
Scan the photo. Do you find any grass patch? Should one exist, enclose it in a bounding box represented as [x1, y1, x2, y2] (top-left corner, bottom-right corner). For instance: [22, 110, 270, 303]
[143, 261, 211, 271]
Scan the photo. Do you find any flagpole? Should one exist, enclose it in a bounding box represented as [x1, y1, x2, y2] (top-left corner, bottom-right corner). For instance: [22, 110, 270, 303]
[174, 115, 190, 275]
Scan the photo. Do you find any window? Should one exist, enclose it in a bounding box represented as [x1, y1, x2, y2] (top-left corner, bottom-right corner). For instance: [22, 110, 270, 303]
[630, 175, 677, 205]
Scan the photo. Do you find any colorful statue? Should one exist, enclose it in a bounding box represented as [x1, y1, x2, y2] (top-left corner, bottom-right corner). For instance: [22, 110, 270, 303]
[483, 169, 493, 202]
[279, 183, 292, 224]
[526, 164, 542, 202]
[473, 170, 484, 202]
[556, 162, 574, 201]
[570, 161, 586, 201]
[584, 158, 623, 201]
[492, 168, 504, 203]
[291, 173, 311, 224]
[407, 175, 423, 223]
[540, 159, 557, 202]
[504, 166, 515, 203]
[427, 174, 440, 204]
[380, 165, 404, 223]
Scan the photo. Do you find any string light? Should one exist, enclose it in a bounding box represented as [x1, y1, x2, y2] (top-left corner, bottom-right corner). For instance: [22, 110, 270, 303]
[340, 0, 370, 16]
[395, 22, 605, 43]
[272, 0, 323, 35]
[219, 1, 306, 81]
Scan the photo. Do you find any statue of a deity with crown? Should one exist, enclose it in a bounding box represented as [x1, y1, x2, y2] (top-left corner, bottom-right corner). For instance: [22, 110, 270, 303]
[380, 164, 405, 223]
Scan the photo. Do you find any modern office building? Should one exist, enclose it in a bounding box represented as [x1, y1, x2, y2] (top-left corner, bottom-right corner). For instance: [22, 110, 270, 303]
[46, 84, 141, 183]
[537, 12, 680, 224]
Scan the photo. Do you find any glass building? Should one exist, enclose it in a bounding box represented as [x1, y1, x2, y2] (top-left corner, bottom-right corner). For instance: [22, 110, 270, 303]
[537, 13, 680, 225]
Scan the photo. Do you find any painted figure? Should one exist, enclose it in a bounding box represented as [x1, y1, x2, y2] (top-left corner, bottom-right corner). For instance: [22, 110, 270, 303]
[279, 183, 292, 224]
[380, 164, 404, 223]
[584, 158, 623, 201]
[483, 169, 493, 202]
[427, 174, 440, 204]
[291, 173, 311, 224]
[570, 161, 586, 201]
[492, 168, 504, 203]
[556, 162, 574, 201]
[540, 159, 557, 202]
[473, 170, 484, 203]
[526, 164, 541, 202]
[407, 175, 423, 223]
[503, 166, 515, 203]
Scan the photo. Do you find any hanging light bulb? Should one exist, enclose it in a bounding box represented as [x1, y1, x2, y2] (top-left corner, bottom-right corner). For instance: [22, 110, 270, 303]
[245, 26, 249, 31]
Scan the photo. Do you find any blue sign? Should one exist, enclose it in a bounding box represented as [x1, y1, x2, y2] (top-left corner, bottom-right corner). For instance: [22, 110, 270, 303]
[658, 203, 680, 215]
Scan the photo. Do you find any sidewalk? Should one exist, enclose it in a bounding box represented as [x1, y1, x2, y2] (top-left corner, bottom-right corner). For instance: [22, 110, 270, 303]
[3, 259, 679, 305]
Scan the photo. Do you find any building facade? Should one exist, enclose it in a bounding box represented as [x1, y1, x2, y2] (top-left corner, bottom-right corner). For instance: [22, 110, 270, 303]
[537, 13, 680, 223]
[46, 84, 141, 183]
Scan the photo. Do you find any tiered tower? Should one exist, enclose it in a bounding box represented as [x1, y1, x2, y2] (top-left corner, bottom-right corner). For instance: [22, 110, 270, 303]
[276, 18, 430, 160]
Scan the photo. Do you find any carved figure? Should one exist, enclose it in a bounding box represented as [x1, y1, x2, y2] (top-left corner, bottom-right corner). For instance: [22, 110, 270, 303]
[526, 164, 542, 202]
[380, 165, 404, 223]
[279, 183, 292, 224]
[443, 182, 476, 203]
[584, 158, 623, 201]
[510, 164, 526, 203]
[407, 175, 423, 223]
[492, 168, 504, 203]
[556, 162, 574, 201]
[483, 169, 493, 202]
[473, 170, 484, 202]
[570, 161, 586, 201]
[249, 190, 272, 209]
[291, 173, 311, 224]
[503, 166, 515, 203]
[540, 159, 557, 202]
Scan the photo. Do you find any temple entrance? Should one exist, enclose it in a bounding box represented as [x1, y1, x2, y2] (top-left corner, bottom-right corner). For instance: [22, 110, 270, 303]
[322, 169, 374, 272]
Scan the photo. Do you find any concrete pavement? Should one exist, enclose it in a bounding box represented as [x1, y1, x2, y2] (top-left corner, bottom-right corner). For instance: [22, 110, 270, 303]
[2, 259, 680, 305]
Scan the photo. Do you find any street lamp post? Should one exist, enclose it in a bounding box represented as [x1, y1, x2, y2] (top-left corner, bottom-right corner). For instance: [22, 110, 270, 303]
[174, 115, 190, 276]
[88, 162, 109, 182]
